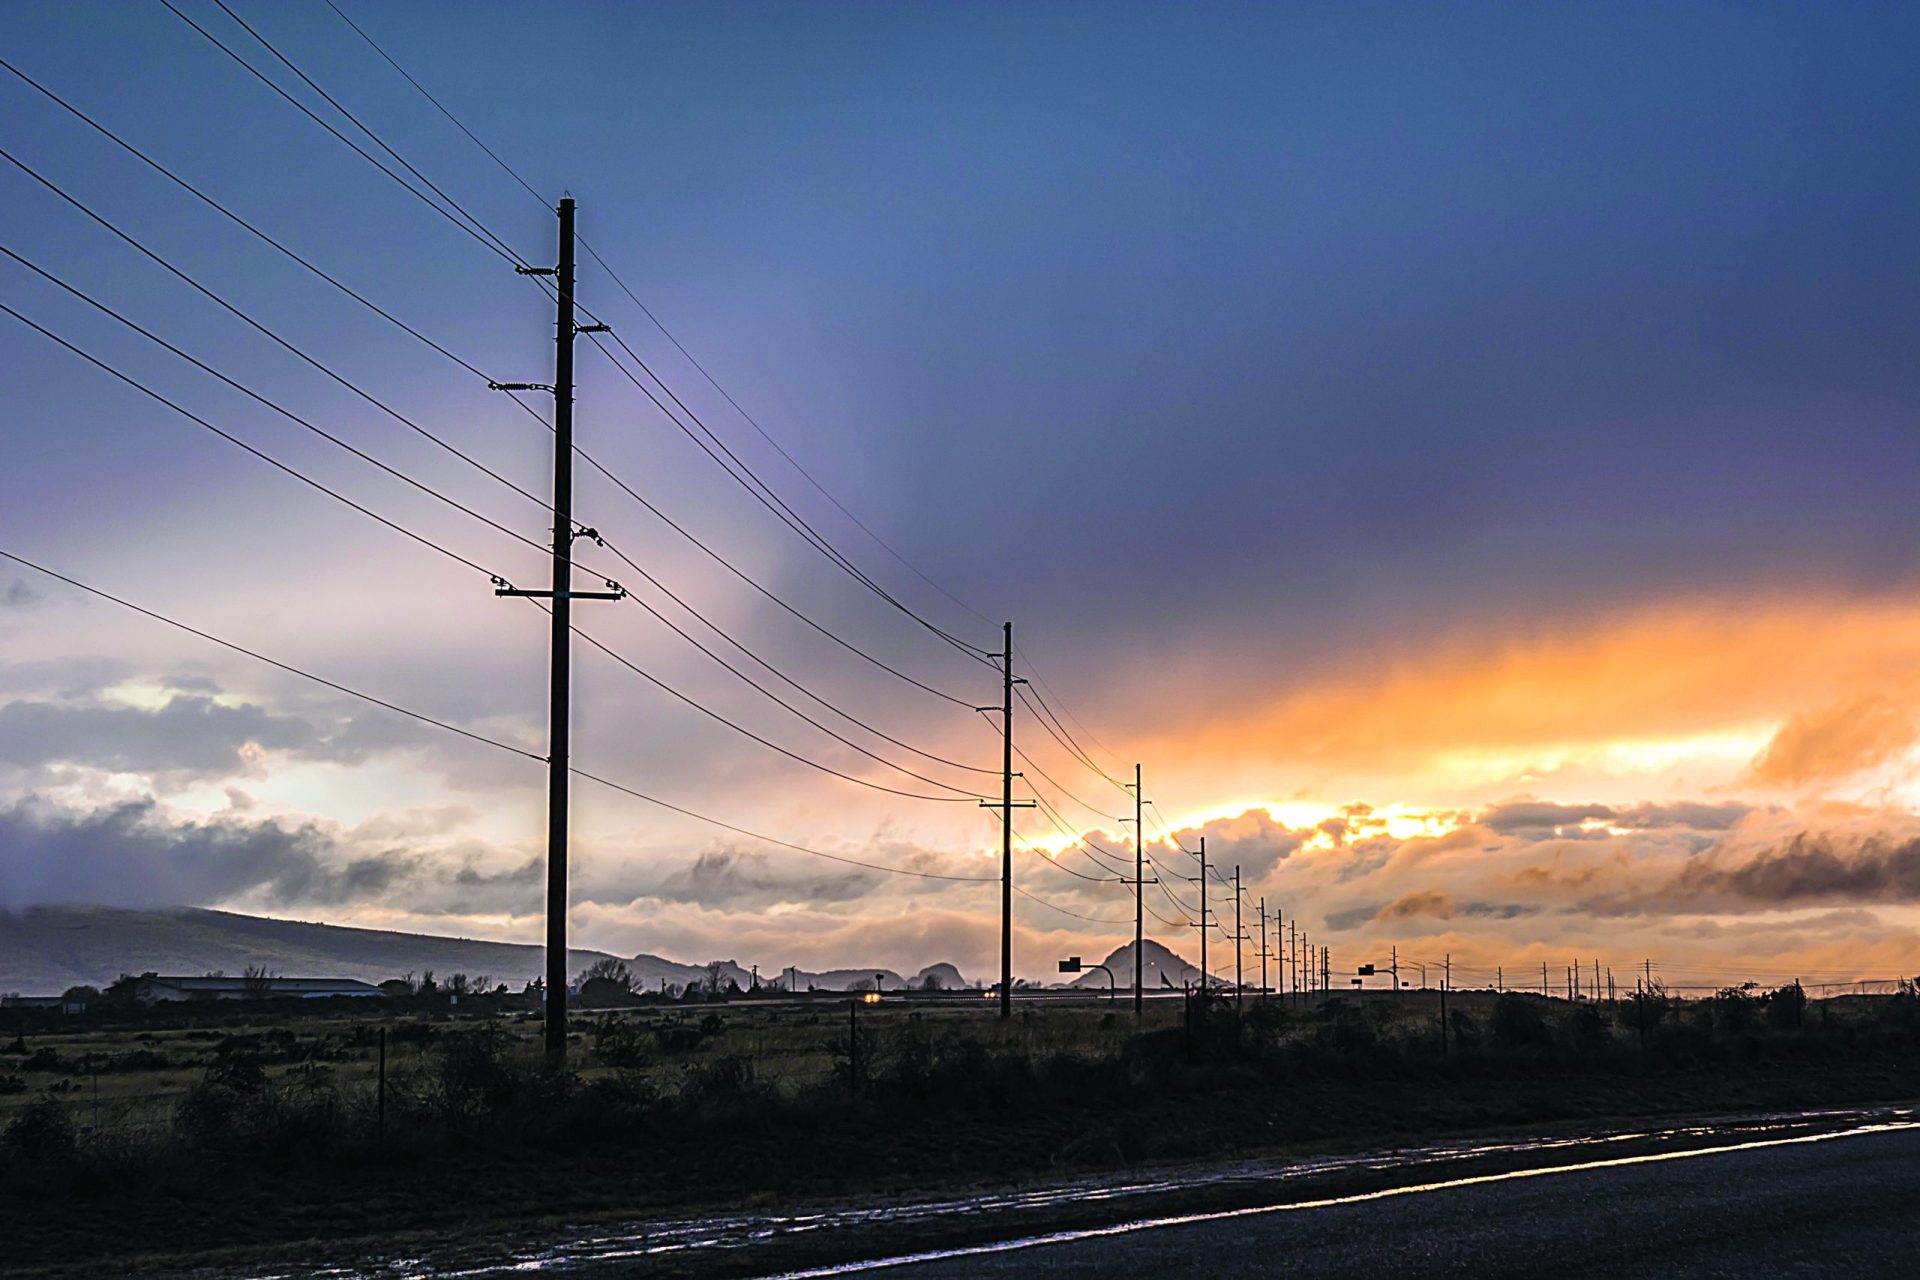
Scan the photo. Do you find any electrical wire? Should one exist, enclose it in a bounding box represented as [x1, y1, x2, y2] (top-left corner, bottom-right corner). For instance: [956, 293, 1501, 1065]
[160, 0, 523, 266]
[0, 301, 499, 581]
[0, 279, 981, 806]
[319, 0, 1001, 635]
[0, 154, 552, 512]
[0, 548, 993, 885]
[168, 0, 1000, 668]
[14, 38, 993, 709]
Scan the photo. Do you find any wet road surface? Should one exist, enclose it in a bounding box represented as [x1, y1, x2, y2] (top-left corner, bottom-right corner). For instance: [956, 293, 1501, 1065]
[787, 1123, 1920, 1278]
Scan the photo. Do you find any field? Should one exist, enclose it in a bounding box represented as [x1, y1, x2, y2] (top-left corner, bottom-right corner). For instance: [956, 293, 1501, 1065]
[6, 983, 1920, 1275]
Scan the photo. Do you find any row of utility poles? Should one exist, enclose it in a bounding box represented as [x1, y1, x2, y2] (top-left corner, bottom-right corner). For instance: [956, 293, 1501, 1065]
[513, 199, 1236, 1055]
[503, 199, 1700, 1069]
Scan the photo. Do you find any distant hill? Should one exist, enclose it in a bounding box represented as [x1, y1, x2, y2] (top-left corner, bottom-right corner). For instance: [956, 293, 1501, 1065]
[1065, 939, 1201, 991]
[0, 905, 970, 996]
[0, 905, 618, 994]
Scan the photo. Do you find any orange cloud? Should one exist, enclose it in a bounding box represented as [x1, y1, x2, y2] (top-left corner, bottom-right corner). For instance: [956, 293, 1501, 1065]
[1141, 594, 1920, 807]
[1748, 693, 1917, 789]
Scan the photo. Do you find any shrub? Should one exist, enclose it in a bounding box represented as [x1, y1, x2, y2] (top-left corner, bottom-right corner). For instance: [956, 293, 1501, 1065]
[1491, 995, 1551, 1048]
[4, 1098, 76, 1162]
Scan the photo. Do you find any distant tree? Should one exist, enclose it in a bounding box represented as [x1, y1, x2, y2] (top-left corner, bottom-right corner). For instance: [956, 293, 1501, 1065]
[703, 961, 728, 998]
[578, 959, 638, 1008]
[920, 974, 945, 992]
[104, 973, 149, 1005]
[419, 970, 438, 994]
[848, 978, 875, 993]
[241, 965, 276, 998]
[59, 985, 100, 1005]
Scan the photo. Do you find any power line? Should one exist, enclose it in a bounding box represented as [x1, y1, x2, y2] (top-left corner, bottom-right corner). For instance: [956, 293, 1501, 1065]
[0, 281, 980, 807]
[599, 540, 996, 776]
[0, 148, 552, 514]
[320, 0, 999, 636]
[0, 243, 551, 568]
[159, 0, 523, 266]
[0, 548, 991, 885]
[321, 0, 546, 205]
[170, 0, 999, 670]
[600, 582, 992, 797]
[581, 330, 997, 663]
[0, 55, 509, 387]
[0, 549, 534, 760]
[0, 300, 499, 581]
[92, 15, 996, 708]
[4, 156, 994, 789]
[573, 445, 982, 707]
[1013, 885, 1131, 926]
[565, 618, 987, 804]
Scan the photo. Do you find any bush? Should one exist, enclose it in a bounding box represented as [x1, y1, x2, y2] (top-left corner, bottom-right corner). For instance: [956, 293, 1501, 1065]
[1492, 995, 1551, 1048]
[4, 1098, 76, 1162]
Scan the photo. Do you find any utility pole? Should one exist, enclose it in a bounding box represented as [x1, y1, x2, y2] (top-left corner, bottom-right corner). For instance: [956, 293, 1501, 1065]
[1391, 944, 1399, 997]
[1290, 919, 1298, 1004]
[492, 197, 622, 1062]
[1542, 961, 1548, 998]
[1132, 763, 1143, 1016]
[1193, 836, 1208, 996]
[1258, 898, 1269, 998]
[979, 622, 1031, 1020]
[1233, 865, 1244, 1011]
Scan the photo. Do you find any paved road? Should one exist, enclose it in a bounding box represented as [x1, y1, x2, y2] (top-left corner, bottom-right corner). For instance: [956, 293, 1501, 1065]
[842, 1126, 1920, 1278]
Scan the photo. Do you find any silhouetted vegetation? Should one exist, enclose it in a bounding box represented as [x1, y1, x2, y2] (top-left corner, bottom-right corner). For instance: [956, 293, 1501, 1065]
[7, 985, 1920, 1273]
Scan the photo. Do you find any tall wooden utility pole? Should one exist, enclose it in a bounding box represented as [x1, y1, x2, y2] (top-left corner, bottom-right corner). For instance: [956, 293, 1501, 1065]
[1133, 763, 1144, 1016]
[1258, 898, 1269, 998]
[492, 198, 621, 1061]
[1191, 835, 1208, 995]
[981, 622, 1031, 1020]
[1233, 865, 1244, 1011]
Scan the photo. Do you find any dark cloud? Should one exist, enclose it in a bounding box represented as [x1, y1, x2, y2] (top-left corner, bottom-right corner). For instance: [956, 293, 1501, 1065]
[0, 696, 318, 781]
[1657, 833, 1920, 912]
[0, 693, 440, 784]
[1479, 801, 1615, 833]
[1327, 890, 1539, 931]
[652, 849, 880, 909]
[1611, 802, 1753, 831]
[0, 796, 411, 909]
[2, 581, 41, 608]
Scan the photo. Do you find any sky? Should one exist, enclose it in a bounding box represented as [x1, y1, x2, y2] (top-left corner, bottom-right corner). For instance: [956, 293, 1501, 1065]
[3, 0, 1920, 991]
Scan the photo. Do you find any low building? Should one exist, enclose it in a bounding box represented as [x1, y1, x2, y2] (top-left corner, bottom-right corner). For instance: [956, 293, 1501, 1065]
[133, 975, 385, 1002]
[0, 994, 87, 1014]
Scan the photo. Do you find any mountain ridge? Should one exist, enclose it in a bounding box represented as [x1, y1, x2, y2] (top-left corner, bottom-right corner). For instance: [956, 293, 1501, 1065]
[0, 905, 977, 995]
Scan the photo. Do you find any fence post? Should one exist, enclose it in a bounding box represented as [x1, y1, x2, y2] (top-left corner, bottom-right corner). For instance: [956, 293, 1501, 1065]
[848, 999, 859, 1099]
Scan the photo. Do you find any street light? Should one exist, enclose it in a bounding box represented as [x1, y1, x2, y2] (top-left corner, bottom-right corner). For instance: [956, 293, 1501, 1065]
[1059, 956, 1116, 1000]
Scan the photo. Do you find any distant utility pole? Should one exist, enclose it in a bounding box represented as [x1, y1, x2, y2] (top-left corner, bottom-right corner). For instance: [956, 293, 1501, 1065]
[1233, 865, 1244, 1011]
[1258, 898, 1270, 999]
[1542, 961, 1549, 998]
[1191, 836, 1208, 996]
[1132, 763, 1144, 1016]
[1391, 944, 1400, 997]
[491, 197, 623, 1062]
[1293, 920, 1302, 1004]
[980, 621, 1032, 1021]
